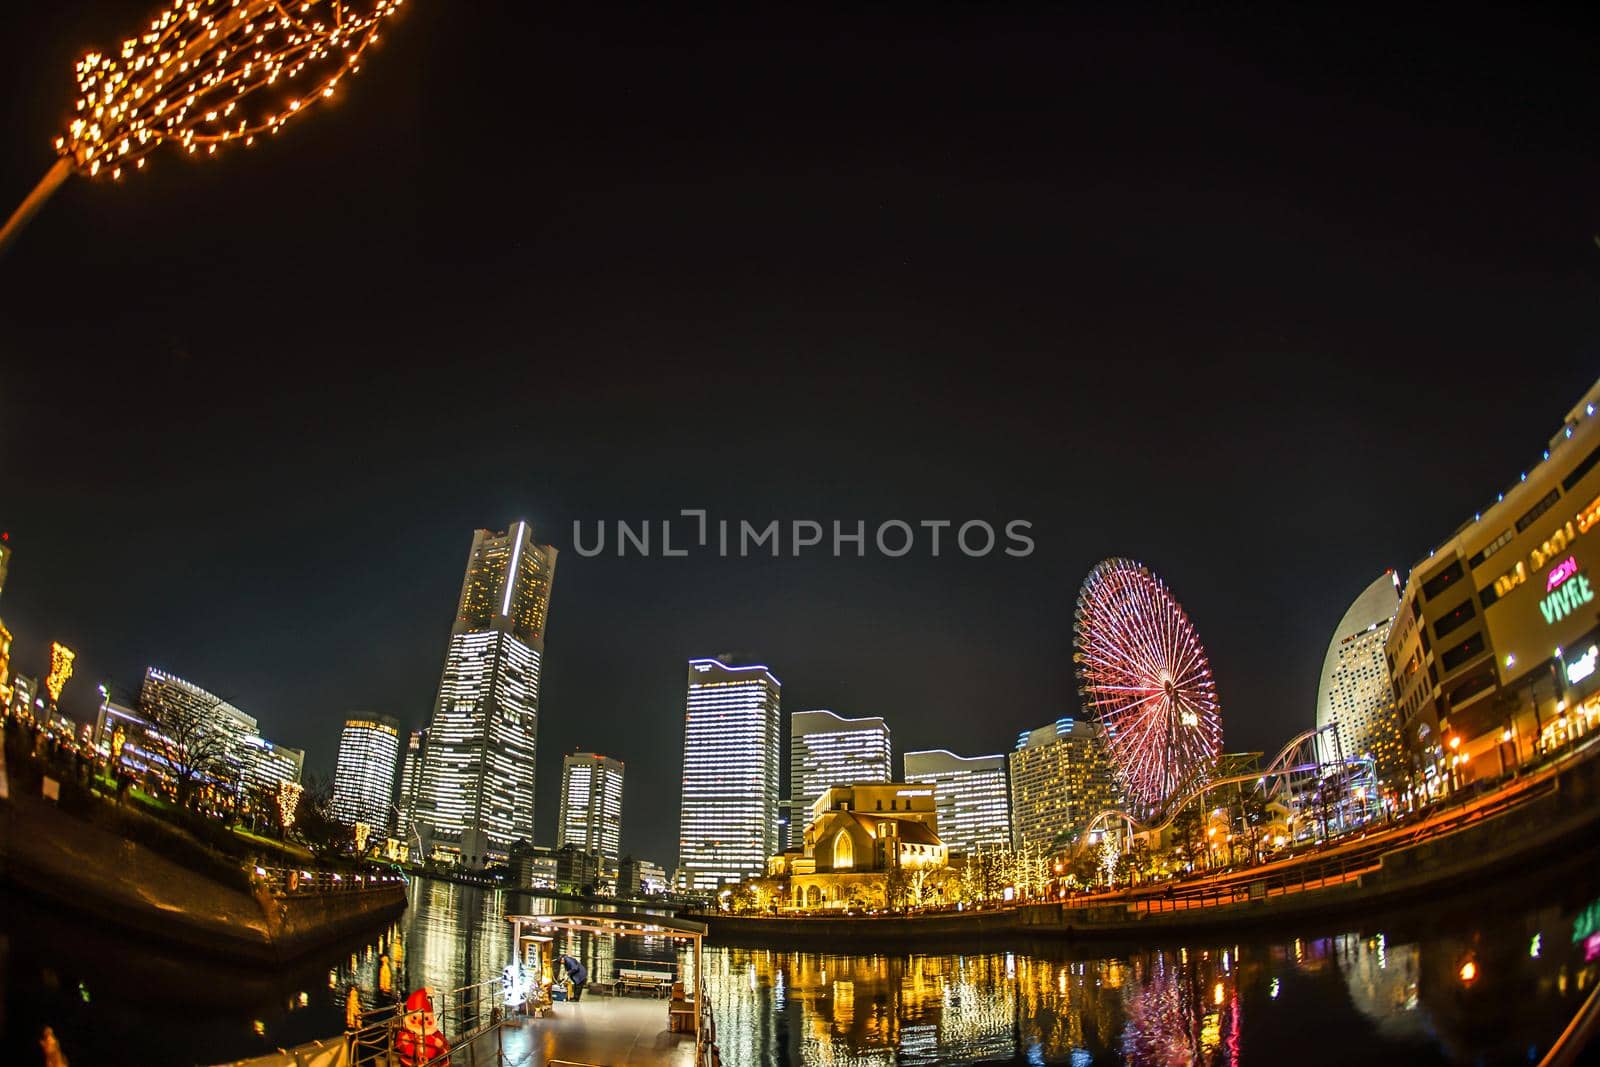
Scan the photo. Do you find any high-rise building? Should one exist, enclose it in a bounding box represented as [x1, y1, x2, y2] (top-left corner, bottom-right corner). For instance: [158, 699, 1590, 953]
[787, 710, 891, 848]
[1387, 377, 1600, 797]
[557, 752, 625, 867]
[677, 657, 782, 890]
[1007, 718, 1121, 853]
[1316, 572, 1402, 766]
[138, 668, 300, 792]
[10, 673, 38, 721]
[333, 714, 402, 829]
[902, 749, 1011, 857]
[416, 521, 557, 867]
[395, 729, 427, 837]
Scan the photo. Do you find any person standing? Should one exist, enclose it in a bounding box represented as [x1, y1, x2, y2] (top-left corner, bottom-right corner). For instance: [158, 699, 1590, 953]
[559, 954, 588, 1002]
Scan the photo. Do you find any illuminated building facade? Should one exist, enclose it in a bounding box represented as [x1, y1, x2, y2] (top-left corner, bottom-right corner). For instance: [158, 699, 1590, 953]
[767, 783, 948, 910]
[10, 673, 38, 720]
[395, 729, 426, 838]
[138, 667, 300, 791]
[677, 657, 782, 890]
[788, 710, 891, 848]
[1387, 377, 1600, 796]
[1008, 718, 1121, 853]
[416, 521, 557, 867]
[557, 751, 624, 867]
[333, 713, 401, 829]
[902, 749, 1011, 857]
[1316, 572, 1402, 767]
[618, 855, 668, 897]
[0, 535, 11, 708]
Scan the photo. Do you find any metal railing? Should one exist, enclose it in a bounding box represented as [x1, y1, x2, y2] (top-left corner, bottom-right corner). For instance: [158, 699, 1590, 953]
[347, 977, 509, 1067]
[251, 865, 407, 895]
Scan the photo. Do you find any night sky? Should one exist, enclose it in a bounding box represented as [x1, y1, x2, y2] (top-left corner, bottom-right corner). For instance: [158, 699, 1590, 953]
[1, 1, 1595, 866]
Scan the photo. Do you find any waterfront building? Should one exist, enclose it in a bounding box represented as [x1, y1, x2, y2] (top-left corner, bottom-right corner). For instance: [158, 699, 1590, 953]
[394, 729, 427, 838]
[1316, 572, 1403, 767]
[677, 657, 782, 890]
[618, 855, 668, 897]
[1386, 377, 1600, 798]
[138, 667, 301, 792]
[1007, 718, 1122, 853]
[787, 710, 892, 847]
[0, 619, 11, 711]
[765, 783, 948, 910]
[510, 842, 559, 889]
[415, 521, 557, 867]
[557, 752, 624, 867]
[902, 749, 1011, 857]
[333, 714, 401, 829]
[553, 844, 601, 890]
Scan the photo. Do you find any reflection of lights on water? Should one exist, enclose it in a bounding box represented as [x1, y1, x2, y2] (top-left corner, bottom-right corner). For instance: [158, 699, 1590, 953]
[1459, 959, 1477, 984]
[1213, 981, 1224, 1005]
[1222, 950, 1230, 973]
[252, 1020, 265, 1036]
[1376, 934, 1387, 971]
[1530, 934, 1542, 959]
[1071, 1050, 1091, 1067]
[298, 991, 308, 1008]
[1269, 978, 1280, 999]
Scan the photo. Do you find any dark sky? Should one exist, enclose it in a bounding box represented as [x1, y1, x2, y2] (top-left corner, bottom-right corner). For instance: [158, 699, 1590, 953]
[1, 1, 1595, 867]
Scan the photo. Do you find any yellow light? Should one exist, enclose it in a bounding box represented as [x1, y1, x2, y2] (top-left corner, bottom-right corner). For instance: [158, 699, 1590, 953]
[45, 642, 76, 703]
[1459, 959, 1477, 984]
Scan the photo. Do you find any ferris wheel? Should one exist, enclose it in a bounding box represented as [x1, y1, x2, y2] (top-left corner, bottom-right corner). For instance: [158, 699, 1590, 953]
[1072, 558, 1223, 819]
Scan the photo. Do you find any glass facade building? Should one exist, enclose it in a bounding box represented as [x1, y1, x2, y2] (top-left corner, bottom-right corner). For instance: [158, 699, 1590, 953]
[902, 748, 1011, 857]
[1316, 572, 1402, 769]
[557, 751, 625, 867]
[333, 713, 401, 830]
[788, 710, 891, 848]
[416, 521, 557, 866]
[677, 658, 782, 890]
[137, 667, 301, 791]
[395, 728, 426, 839]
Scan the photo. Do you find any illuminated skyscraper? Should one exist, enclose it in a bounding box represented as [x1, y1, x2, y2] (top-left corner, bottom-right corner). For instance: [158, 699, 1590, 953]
[788, 710, 891, 847]
[333, 714, 402, 829]
[395, 729, 427, 837]
[415, 521, 557, 867]
[1007, 718, 1121, 853]
[902, 749, 1011, 856]
[557, 752, 624, 867]
[677, 658, 781, 890]
[1317, 572, 1401, 766]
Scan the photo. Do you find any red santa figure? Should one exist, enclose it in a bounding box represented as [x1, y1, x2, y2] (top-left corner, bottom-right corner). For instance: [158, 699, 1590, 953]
[394, 987, 449, 1066]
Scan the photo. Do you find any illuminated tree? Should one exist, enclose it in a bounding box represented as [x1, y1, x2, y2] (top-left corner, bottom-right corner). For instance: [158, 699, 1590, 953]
[45, 642, 77, 704]
[0, 0, 408, 254]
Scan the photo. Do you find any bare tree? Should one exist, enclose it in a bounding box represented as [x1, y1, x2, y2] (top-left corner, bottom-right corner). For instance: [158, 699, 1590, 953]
[140, 694, 234, 810]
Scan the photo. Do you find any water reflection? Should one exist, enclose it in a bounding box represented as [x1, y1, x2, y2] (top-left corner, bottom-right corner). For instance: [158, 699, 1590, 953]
[3, 865, 1598, 1066]
[701, 874, 1600, 1066]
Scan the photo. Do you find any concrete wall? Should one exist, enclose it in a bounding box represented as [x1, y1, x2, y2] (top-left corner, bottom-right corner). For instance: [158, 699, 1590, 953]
[0, 789, 404, 962]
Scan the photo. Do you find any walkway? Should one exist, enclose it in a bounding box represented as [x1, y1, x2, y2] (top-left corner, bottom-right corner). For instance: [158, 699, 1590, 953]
[465, 995, 698, 1067]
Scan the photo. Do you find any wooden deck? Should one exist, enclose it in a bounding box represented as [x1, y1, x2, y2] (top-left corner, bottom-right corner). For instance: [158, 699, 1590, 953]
[463, 995, 698, 1067]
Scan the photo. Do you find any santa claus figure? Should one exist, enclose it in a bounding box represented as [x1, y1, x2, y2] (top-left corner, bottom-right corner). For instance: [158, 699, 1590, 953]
[394, 987, 449, 1066]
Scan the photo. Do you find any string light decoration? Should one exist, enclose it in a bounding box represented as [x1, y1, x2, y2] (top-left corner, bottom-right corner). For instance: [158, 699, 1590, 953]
[45, 642, 77, 704]
[0, 0, 407, 254]
[277, 779, 304, 829]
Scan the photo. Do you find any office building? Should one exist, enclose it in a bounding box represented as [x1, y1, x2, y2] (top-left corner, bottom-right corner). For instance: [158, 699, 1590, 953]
[138, 667, 301, 792]
[333, 714, 402, 829]
[677, 657, 782, 890]
[557, 752, 625, 867]
[415, 521, 558, 867]
[618, 856, 668, 897]
[788, 710, 892, 847]
[1387, 377, 1600, 795]
[1008, 718, 1121, 853]
[395, 729, 427, 838]
[1316, 572, 1403, 767]
[902, 749, 1011, 857]
[10, 673, 38, 721]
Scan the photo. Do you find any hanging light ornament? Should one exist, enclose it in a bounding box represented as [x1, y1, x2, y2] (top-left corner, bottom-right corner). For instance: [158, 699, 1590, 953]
[0, 0, 407, 254]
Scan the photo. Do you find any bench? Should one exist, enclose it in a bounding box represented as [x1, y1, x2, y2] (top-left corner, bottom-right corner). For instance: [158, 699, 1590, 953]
[617, 969, 674, 997]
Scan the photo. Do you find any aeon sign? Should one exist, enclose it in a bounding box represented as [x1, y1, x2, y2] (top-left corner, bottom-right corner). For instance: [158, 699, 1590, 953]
[1540, 555, 1594, 625]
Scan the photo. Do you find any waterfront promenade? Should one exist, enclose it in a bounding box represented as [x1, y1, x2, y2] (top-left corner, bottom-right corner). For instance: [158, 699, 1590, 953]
[705, 733, 1600, 944]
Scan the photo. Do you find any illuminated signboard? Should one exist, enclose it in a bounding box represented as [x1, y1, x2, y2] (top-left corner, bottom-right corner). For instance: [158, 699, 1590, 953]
[1540, 558, 1594, 625]
[1568, 644, 1600, 685]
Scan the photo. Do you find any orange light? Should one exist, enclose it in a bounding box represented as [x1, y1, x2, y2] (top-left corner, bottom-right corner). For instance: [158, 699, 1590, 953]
[1459, 959, 1477, 983]
[1449, 736, 1461, 750]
